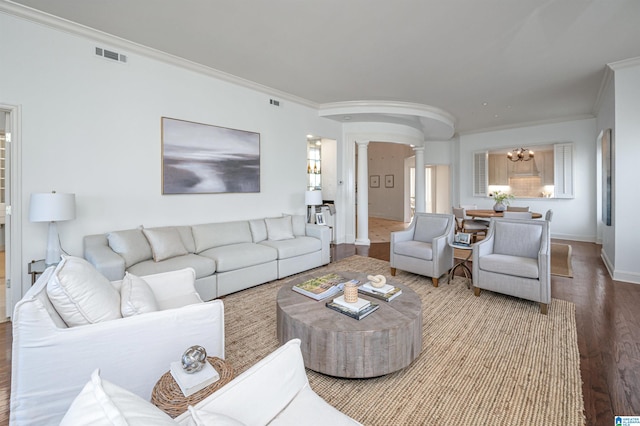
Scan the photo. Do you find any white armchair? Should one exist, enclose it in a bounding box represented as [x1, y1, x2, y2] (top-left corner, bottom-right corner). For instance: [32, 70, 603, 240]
[175, 339, 361, 425]
[472, 217, 551, 314]
[10, 263, 225, 425]
[390, 213, 455, 287]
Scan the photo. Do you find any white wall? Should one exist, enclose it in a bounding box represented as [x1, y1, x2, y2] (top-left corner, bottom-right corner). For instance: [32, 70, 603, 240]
[612, 62, 640, 283]
[458, 118, 598, 241]
[0, 13, 342, 296]
[368, 142, 414, 221]
[595, 73, 615, 266]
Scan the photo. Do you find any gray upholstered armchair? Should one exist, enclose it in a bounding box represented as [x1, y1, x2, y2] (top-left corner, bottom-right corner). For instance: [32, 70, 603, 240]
[390, 213, 455, 287]
[472, 217, 551, 314]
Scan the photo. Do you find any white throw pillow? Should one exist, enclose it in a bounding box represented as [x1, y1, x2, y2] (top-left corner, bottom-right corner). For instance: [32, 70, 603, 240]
[265, 216, 294, 241]
[186, 406, 246, 426]
[47, 256, 122, 327]
[107, 228, 152, 268]
[120, 272, 159, 317]
[61, 369, 176, 426]
[142, 227, 189, 262]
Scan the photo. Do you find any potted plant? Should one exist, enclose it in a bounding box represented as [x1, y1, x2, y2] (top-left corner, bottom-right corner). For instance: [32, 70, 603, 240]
[489, 190, 514, 212]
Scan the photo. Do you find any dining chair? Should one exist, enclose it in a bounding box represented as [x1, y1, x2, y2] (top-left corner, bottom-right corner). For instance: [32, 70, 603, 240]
[506, 206, 530, 212]
[503, 211, 533, 219]
[453, 207, 489, 241]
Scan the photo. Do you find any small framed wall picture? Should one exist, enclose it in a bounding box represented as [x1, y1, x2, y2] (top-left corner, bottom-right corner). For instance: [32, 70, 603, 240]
[385, 174, 394, 188]
[370, 175, 380, 188]
[315, 212, 326, 225]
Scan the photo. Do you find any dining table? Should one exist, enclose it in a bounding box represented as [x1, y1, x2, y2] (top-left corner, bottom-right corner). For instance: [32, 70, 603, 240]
[466, 209, 543, 219]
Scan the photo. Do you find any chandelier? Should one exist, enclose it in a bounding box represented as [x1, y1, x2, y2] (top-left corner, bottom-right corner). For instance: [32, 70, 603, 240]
[507, 147, 534, 162]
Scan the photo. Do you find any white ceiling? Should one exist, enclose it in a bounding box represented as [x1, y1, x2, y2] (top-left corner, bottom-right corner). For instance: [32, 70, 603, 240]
[8, 0, 640, 134]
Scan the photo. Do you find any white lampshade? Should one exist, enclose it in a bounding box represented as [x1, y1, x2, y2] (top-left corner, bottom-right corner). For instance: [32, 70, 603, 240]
[305, 190, 323, 206]
[29, 192, 76, 266]
[29, 192, 76, 222]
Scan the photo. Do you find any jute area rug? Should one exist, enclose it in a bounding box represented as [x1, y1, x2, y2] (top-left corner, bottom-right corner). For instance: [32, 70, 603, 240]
[222, 256, 585, 425]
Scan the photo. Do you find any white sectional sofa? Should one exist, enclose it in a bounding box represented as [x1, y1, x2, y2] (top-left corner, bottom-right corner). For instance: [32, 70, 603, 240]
[10, 258, 224, 425]
[84, 215, 331, 300]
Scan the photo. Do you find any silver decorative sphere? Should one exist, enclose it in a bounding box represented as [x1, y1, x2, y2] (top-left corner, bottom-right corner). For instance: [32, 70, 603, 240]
[181, 345, 207, 373]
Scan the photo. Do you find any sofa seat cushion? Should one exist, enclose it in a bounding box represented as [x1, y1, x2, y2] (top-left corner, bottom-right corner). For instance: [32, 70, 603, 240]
[393, 240, 433, 261]
[200, 243, 277, 272]
[128, 254, 215, 279]
[479, 254, 539, 279]
[259, 236, 321, 260]
[268, 385, 358, 426]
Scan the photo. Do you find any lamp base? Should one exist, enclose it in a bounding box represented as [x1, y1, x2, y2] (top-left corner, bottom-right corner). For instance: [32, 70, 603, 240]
[45, 221, 63, 266]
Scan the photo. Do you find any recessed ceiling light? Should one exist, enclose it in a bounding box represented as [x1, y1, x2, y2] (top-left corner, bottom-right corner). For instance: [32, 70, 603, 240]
[306, 134, 313, 139]
[343, 116, 352, 121]
[494, 114, 499, 118]
[482, 102, 488, 106]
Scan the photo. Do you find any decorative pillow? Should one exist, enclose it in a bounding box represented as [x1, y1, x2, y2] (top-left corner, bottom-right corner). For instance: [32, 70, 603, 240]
[142, 227, 189, 262]
[120, 272, 159, 317]
[186, 406, 246, 426]
[47, 256, 122, 327]
[265, 216, 294, 241]
[283, 214, 306, 236]
[60, 369, 176, 426]
[107, 228, 152, 268]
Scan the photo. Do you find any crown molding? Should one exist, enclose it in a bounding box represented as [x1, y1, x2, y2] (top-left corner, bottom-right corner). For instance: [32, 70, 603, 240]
[607, 56, 640, 71]
[458, 114, 595, 136]
[0, 1, 318, 109]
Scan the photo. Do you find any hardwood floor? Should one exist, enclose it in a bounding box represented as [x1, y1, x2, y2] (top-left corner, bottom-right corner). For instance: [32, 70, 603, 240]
[0, 227, 638, 425]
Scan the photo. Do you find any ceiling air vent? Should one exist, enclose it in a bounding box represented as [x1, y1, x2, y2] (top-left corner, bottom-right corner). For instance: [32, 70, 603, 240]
[95, 47, 127, 63]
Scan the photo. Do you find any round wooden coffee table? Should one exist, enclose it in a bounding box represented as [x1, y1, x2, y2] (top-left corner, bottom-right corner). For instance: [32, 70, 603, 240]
[276, 271, 422, 378]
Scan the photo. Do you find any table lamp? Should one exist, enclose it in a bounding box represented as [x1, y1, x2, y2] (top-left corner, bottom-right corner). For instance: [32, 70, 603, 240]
[305, 190, 323, 223]
[29, 191, 76, 266]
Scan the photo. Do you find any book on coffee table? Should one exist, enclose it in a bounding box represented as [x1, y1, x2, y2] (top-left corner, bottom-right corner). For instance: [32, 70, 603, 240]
[292, 273, 355, 301]
[358, 283, 403, 302]
[326, 300, 379, 320]
[332, 295, 371, 311]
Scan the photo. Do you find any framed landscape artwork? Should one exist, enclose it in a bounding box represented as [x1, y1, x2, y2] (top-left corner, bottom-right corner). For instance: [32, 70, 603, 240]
[162, 117, 260, 194]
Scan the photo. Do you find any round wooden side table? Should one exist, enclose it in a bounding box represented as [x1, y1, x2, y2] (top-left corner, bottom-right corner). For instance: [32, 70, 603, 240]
[151, 357, 234, 418]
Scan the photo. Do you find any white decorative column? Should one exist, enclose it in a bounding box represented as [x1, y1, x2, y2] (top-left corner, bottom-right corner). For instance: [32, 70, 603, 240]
[414, 146, 426, 213]
[356, 141, 370, 245]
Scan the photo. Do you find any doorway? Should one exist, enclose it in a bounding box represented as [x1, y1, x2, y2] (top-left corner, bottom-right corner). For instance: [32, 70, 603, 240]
[0, 109, 9, 322]
[407, 161, 451, 221]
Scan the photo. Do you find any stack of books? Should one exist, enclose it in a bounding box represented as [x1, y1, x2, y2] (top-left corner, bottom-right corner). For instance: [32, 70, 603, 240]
[170, 360, 220, 397]
[358, 281, 403, 302]
[292, 273, 357, 301]
[325, 294, 379, 320]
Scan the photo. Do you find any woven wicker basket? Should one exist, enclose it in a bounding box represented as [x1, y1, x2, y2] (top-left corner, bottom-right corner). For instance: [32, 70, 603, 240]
[151, 357, 234, 418]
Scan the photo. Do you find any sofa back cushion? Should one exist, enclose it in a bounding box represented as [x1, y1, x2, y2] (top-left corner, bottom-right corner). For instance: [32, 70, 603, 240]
[249, 219, 268, 243]
[283, 214, 307, 236]
[493, 221, 543, 259]
[47, 256, 122, 327]
[107, 228, 152, 268]
[414, 215, 450, 243]
[192, 221, 253, 253]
